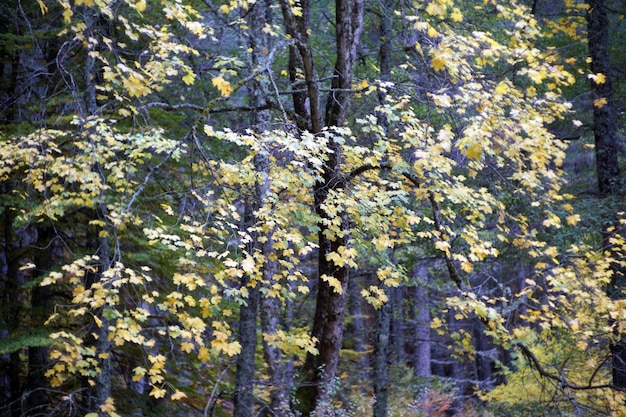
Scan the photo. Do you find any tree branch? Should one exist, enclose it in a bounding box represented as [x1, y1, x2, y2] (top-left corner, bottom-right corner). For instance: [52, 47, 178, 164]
[518, 343, 618, 391]
[139, 102, 274, 114]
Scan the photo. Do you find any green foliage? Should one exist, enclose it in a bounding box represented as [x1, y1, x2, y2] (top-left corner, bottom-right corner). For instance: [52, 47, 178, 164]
[0, 330, 51, 354]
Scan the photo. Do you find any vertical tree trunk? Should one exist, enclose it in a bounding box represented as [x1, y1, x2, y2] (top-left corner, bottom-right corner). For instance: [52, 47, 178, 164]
[389, 288, 406, 366]
[413, 266, 432, 378]
[25, 228, 56, 415]
[373, 301, 391, 417]
[233, 273, 260, 417]
[345, 272, 367, 367]
[586, 0, 626, 390]
[82, 9, 112, 412]
[372, 5, 393, 417]
[281, 1, 364, 414]
[234, 3, 280, 414]
[587, 0, 620, 196]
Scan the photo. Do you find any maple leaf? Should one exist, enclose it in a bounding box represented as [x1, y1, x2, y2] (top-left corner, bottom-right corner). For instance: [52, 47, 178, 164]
[426, 2, 445, 16]
[588, 72, 606, 84]
[593, 97, 608, 108]
[241, 255, 255, 273]
[431, 57, 447, 72]
[182, 69, 196, 85]
[212, 76, 233, 97]
[321, 274, 344, 294]
[123, 75, 151, 97]
[494, 81, 509, 96]
[566, 214, 581, 226]
[465, 143, 482, 160]
[149, 386, 166, 399]
[132, 367, 146, 382]
[450, 8, 463, 22]
[197, 346, 211, 363]
[171, 390, 187, 401]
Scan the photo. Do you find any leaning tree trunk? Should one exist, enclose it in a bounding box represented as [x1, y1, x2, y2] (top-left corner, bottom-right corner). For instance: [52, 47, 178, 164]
[586, 0, 626, 390]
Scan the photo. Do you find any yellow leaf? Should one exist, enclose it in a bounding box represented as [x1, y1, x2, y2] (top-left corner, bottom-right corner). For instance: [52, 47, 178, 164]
[431, 57, 446, 72]
[135, 0, 147, 12]
[461, 261, 473, 273]
[593, 97, 608, 108]
[588, 72, 606, 84]
[321, 274, 344, 294]
[182, 69, 196, 85]
[62, 7, 72, 23]
[212, 76, 232, 97]
[465, 143, 482, 160]
[292, 5, 303, 17]
[36, 0, 48, 14]
[171, 390, 187, 401]
[495, 81, 509, 96]
[566, 214, 581, 226]
[181, 341, 195, 353]
[241, 255, 255, 274]
[99, 397, 117, 414]
[450, 8, 463, 22]
[123, 75, 151, 97]
[149, 386, 166, 399]
[426, 2, 445, 16]
[198, 346, 210, 362]
[431, 93, 451, 107]
[434, 240, 451, 256]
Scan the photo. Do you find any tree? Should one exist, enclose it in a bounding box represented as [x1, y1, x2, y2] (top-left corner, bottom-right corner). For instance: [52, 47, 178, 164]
[587, 0, 626, 394]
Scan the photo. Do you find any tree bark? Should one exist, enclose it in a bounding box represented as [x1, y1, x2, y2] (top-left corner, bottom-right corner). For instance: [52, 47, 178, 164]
[373, 300, 391, 417]
[233, 274, 260, 417]
[234, 4, 281, 413]
[372, 6, 393, 416]
[413, 267, 432, 378]
[587, 0, 620, 196]
[587, 0, 626, 390]
[25, 228, 57, 415]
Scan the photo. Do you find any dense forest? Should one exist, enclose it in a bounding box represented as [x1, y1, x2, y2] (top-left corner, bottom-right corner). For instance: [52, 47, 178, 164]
[1, 0, 626, 415]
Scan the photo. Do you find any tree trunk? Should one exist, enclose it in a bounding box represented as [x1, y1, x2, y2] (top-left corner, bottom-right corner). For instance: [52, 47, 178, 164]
[345, 272, 367, 368]
[413, 266, 432, 378]
[281, 0, 364, 414]
[234, 5, 280, 413]
[586, 0, 626, 390]
[233, 276, 260, 417]
[587, 0, 620, 196]
[373, 301, 391, 417]
[372, 6, 393, 416]
[25, 228, 56, 415]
